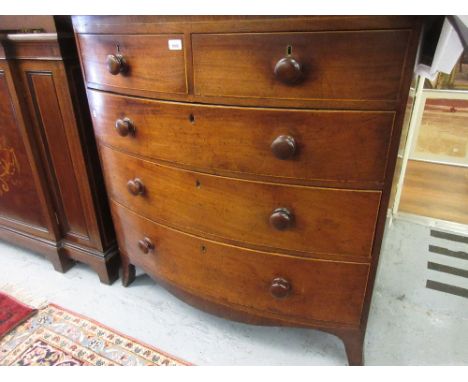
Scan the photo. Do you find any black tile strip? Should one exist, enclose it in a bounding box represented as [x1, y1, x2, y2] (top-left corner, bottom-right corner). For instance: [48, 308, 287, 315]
[429, 245, 468, 261]
[426, 280, 468, 298]
[428, 262, 468, 278]
[430, 230, 468, 244]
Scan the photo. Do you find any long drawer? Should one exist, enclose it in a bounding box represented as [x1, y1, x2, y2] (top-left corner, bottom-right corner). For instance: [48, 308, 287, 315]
[100, 145, 381, 258]
[89, 90, 395, 187]
[111, 201, 369, 326]
[192, 30, 411, 103]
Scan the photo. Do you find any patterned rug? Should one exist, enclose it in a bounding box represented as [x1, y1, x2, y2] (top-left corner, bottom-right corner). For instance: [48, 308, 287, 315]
[0, 292, 36, 338]
[0, 303, 189, 366]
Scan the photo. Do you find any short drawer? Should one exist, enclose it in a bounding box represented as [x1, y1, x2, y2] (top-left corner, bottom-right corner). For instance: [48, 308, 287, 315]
[77, 34, 187, 94]
[112, 201, 369, 326]
[100, 146, 380, 258]
[192, 30, 411, 103]
[89, 90, 395, 187]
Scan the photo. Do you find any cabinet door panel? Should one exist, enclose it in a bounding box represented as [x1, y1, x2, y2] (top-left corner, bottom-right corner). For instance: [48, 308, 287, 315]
[0, 68, 49, 232]
[23, 68, 89, 242]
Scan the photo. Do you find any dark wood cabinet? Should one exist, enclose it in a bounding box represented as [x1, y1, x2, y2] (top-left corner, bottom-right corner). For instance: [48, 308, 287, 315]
[72, 16, 423, 364]
[0, 17, 118, 283]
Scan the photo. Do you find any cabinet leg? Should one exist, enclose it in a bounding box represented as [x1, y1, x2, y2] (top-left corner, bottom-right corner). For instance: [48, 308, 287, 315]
[93, 257, 120, 285]
[50, 250, 75, 273]
[335, 329, 365, 366]
[122, 257, 136, 287]
[91, 253, 120, 285]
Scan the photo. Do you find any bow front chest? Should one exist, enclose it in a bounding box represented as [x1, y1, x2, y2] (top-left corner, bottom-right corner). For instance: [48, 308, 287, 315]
[72, 16, 422, 365]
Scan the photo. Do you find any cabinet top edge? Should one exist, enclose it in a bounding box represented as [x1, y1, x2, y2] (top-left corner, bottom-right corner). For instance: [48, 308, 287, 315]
[72, 15, 424, 35]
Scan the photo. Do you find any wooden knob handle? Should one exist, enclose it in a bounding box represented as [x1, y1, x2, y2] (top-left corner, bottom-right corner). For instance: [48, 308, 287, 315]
[106, 54, 127, 75]
[271, 135, 296, 160]
[270, 277, 291, 298]
[269, 208, 293, 231]
[138, 237, 154, 254]
[127, 178, 144, 196]
[274, 57, 303, 85]
[115, 118, 135, 137]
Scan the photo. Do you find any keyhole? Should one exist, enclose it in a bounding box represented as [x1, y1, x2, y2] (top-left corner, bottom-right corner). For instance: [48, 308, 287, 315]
[189, 114, 195, 124]
[286, 45, 292, 56]
[116, 43, 121, 53]
[195, 179, 201, 188]
[200, 245, 207, 254]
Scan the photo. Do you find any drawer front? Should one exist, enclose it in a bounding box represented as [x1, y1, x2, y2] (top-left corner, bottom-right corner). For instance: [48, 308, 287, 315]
[77, 34, 187, 94]
[192, 30, 410, 103]
[112, 201, 369, 326]
[90, 90, 395, 186]
[100, 146, 380, 258]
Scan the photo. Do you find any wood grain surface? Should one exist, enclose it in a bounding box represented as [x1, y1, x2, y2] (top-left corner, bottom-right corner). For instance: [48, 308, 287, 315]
[78, 34, 187, 95]
[99, 145, 381, 259]
[192, 30, 411, 103]
[112, 201, 370, 326]
[89, 90, 395, 189]
[400, 160, 468, 225]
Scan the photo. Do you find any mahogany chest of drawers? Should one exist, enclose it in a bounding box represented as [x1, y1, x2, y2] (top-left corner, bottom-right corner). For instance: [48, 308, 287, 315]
[72, 16, 422, 365]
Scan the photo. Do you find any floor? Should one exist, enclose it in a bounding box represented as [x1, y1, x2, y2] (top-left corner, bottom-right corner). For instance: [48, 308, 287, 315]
[1, 217, 467, 365]
[400, 160, 468, 225]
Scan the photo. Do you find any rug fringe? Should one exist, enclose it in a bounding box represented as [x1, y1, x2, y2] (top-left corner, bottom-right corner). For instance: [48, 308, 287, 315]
[0, 283, 48, 309]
